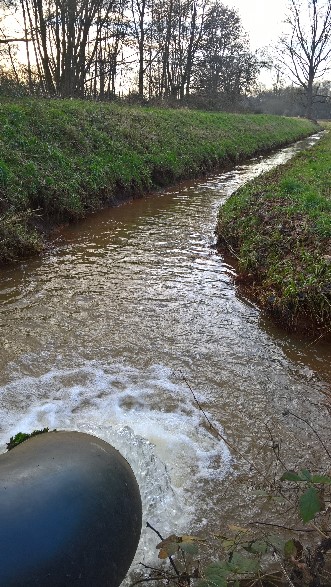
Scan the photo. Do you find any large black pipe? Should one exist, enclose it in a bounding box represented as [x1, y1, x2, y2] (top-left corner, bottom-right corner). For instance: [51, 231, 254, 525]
[0, 431, 142, 586]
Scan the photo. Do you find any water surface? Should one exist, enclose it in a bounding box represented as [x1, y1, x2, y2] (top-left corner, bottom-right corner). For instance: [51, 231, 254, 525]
[0, 133, 329, 573]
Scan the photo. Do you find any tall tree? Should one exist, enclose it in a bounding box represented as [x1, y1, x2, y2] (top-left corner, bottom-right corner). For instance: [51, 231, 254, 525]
[278, 0, 331, 119]
[147, 0, 207, 100]
[9, 0, 126, 97]
[193, 1, 259, 107]
[131, 0, 148, 97]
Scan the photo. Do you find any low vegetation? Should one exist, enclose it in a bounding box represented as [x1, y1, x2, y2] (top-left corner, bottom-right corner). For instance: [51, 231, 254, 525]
[6, 428, 50, 450]
[0, 98, 318, 264]
[216, 127, 331, 339]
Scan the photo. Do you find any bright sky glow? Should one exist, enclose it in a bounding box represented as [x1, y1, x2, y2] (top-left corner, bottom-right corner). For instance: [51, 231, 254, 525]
[227, 0, 290, 86]
[228, 0, 288, 51]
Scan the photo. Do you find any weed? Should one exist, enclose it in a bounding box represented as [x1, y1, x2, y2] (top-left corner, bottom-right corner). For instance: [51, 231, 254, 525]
[6, 428, 50, 450]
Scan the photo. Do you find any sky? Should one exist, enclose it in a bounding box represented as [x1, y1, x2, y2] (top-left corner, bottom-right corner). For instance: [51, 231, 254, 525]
[227, 0, 290, 86]
[229, 0, 289, 51]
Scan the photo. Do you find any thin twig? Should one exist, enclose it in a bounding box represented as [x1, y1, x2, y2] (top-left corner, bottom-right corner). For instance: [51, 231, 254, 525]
[249, 570, 283, 587]
[146, 522, 164, 542]
[283, 410, 331, 460]
[139, 563, 166, 572]
[217, 232, 240, 260]
[130, 577, 166, 586]
[273, 550, 296, 587]
[180, 371, 285, 489]
[146, 522, 180, 577]
[265, 422, 289, 472]
[249, 521, 315, 533]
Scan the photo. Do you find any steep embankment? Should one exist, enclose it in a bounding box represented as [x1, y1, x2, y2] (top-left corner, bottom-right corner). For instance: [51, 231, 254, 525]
[216, 127, 331, 339]
[0, 98, 318, 264]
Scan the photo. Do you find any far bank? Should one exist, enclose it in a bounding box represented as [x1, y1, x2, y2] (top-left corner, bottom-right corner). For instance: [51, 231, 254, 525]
[216, 127, 331, 340]
[0, 98, 319, 264]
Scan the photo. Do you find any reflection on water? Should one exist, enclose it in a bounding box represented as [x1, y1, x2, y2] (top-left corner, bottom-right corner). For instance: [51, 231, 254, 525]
[0, 133, 329, 572]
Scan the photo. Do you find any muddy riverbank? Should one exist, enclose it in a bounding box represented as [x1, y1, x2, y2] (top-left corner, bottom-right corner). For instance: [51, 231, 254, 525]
[0, 99, 319, 264]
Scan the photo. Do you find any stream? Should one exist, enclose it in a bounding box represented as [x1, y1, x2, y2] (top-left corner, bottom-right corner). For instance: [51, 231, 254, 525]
[0, 133, 330, 577]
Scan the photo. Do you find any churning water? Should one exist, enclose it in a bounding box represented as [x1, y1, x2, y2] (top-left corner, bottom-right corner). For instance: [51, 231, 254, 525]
[0, 133, 330, 577]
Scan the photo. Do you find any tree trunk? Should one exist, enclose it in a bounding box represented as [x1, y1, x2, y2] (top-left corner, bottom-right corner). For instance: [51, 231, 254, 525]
[306, 67, 315, 119]
[138, 0, 146, 97]
[35, 0, 55, 94]
[21, 0, 33, 92]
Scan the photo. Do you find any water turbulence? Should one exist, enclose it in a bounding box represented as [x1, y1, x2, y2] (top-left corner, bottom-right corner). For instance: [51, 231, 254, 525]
[0, 134, 329, 577]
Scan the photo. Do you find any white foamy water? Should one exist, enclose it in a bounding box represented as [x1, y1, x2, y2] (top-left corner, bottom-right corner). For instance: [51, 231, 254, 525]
[0, 358, 231, 573]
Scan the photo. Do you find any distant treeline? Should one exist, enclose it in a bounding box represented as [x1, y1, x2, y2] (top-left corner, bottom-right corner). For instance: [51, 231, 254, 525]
[0, 0, 261, 108]
[1, 0, 330, 116]
[248, 81, 331, 120]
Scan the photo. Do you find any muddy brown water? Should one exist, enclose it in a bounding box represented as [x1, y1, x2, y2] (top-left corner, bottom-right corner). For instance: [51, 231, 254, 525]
[0, 134, 330, 575]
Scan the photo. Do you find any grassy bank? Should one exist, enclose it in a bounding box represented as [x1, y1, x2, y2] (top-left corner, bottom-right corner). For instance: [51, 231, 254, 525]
[0, 98, 318, 264]
[216, 127, 331, 339]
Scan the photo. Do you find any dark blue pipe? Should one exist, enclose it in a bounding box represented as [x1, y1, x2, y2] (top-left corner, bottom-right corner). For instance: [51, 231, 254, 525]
[0, 431, 142, 586]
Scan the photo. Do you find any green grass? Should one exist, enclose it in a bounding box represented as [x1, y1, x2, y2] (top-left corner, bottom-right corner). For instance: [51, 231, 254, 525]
[216, 127, 331, 338]
[0, 98, 318, 263]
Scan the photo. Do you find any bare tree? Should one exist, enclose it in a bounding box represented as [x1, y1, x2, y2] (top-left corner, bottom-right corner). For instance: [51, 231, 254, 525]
[147, 0, 207, 101]
[130, 0, 148, 97]
[192, 1, 260, 108]
[278, 0, 331, 119]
